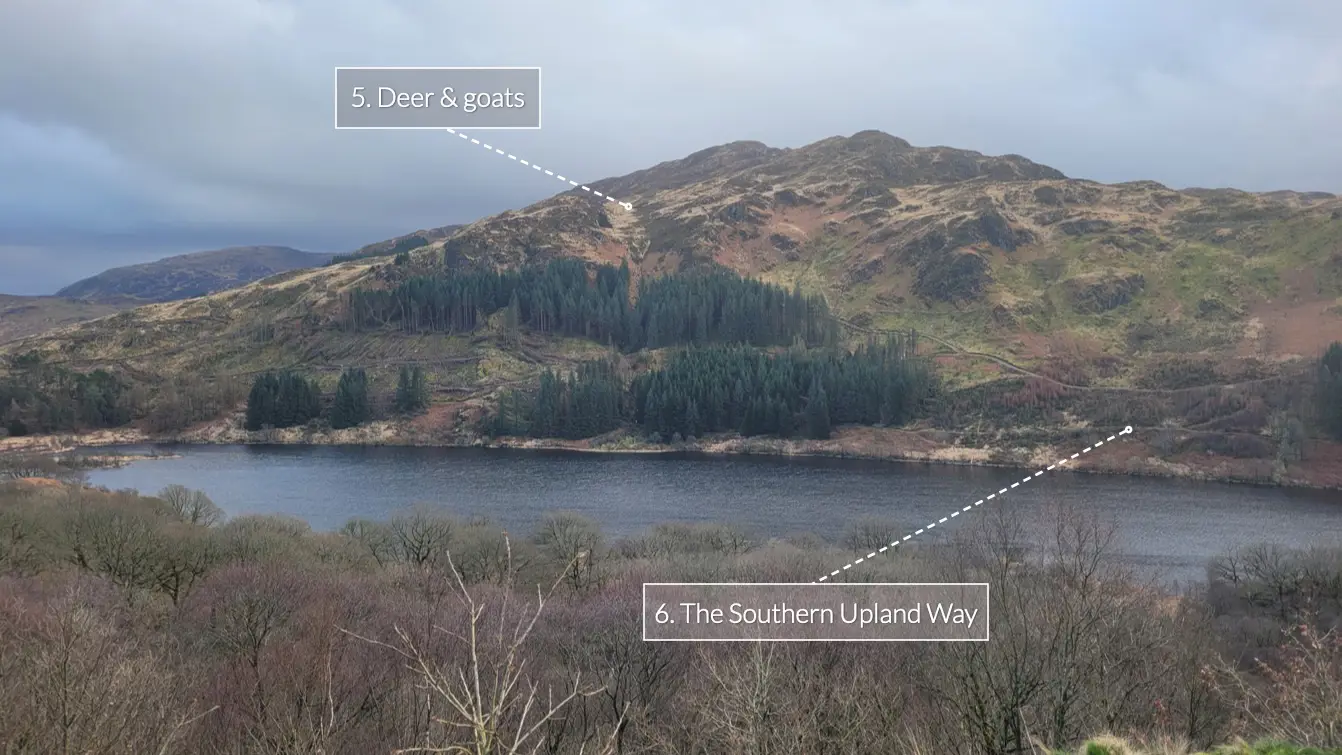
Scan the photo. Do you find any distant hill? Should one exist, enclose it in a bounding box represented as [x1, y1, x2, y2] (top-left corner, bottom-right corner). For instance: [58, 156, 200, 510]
[326, 225, 464, 265]
[0, 295, 126, 344]
[56, 245, 334, 303]
[2, 246, 333, 343]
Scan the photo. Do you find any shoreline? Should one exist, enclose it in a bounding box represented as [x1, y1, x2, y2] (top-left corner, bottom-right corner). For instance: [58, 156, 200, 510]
[9, 420, 1339, 492]
[65, 451, 183, 469]
[481, 438, 1341, 492]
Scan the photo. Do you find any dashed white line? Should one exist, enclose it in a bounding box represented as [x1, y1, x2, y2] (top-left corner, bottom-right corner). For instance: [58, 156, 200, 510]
[816, 426, 1134, 582]
[444, 128, 633, 211]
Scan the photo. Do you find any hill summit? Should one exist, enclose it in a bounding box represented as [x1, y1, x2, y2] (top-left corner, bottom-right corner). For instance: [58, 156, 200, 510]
[418, 130, 1340, 366]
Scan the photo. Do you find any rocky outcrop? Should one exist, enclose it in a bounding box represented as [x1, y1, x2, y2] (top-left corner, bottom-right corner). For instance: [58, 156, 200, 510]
[1058, 218, 1115, 236]
[913, 250, 993, 303]
[1064, 271, 1146, 313]
[771, 188, 814, 207]
[840, 183, 901, 210]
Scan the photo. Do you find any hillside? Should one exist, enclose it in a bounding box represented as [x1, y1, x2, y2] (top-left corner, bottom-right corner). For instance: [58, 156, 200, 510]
[422, 131, 1342, 373]
[5, 130, 1342, 484]
[0, 295, 127, 345]
[55, 245, 334, 303]
[1, 246, 336, 345]
[326, 224, 464, 265]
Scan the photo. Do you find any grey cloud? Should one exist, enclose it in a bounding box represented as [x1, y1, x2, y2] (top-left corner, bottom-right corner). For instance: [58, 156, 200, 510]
[0, 0, 1339, 293]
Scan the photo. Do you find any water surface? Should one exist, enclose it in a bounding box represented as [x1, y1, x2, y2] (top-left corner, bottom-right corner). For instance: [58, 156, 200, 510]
[84, 444, 1342, 584]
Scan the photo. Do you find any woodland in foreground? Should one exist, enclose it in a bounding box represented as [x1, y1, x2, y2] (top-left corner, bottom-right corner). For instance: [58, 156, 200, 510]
[0, 458, 1340, 754]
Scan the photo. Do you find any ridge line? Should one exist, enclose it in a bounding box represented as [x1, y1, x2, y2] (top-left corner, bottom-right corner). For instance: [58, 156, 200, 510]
[444, 129, 633, 211]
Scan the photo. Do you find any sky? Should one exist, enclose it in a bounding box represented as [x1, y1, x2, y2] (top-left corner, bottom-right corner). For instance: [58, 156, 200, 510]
[1, 0, 1340, 295]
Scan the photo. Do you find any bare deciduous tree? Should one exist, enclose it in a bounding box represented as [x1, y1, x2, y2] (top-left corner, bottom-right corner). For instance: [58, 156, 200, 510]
[348, 538, 623, 755]
[1216, 619, 1342, 747]
[919, 501, 1214, 754]
[342, 518, 400, 567]
[696, 643, 789, 754]
[842, 515, 900, 555]
[154, 523, 221, 606]
[534, 512, 604, 592]
[0, 579, 215, 754]
[0, 504, 46, 575]
[389, 506, 457, 569]
[158, 484, 224, 526]
[61, 494, 166, 597]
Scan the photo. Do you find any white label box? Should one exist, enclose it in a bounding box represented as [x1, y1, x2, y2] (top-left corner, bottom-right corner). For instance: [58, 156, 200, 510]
[643, 582, 990, 642]
[334, 67, 541, 129]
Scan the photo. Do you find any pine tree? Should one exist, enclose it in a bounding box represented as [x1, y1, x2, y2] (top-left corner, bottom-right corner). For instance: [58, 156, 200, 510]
[480, 336, 938, 444]
[491, 389, 526, 436]
[274, 373, 297, 428]
[805, 378, 832, 440]
[729, 378, 746, 430]
[503, 290, 522, 344]
[534, 370, 561, 438]
[245, 371, 321, 430]
[341, 258, 834, 354]
[395, 366, 429, 414]
[644, 385, 664, 439]
[776, 400, 795, 439]
[395, 366, 412, 414]
[301, 375, 322, 423]
[331, 367, 370, 429]
[740, 398, 760, 437]
[245, 372, 277, 431]
[684, 398, 701, 439]
[412, 367, 428, 411]
[1318, 342, 1342, 440]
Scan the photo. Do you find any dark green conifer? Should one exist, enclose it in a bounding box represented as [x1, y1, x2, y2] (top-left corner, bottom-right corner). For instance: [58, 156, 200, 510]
[395, 366, 429, 414]
[331, 367, 370, 429]
[1319, 342, 1342, 440]
[806, 378, 832, 440]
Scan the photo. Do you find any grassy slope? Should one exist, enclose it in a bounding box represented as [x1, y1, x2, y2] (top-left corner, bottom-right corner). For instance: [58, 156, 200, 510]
[4, 132, 1341, 455]
[754, 186, 1342, 375]
[0, 259, 612, 425]
[0, 295, 129, 345]
[1, 246, 339, 344]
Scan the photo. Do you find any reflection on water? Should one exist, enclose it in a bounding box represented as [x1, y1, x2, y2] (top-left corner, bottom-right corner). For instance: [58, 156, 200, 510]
[83, 443, 1342, 585]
